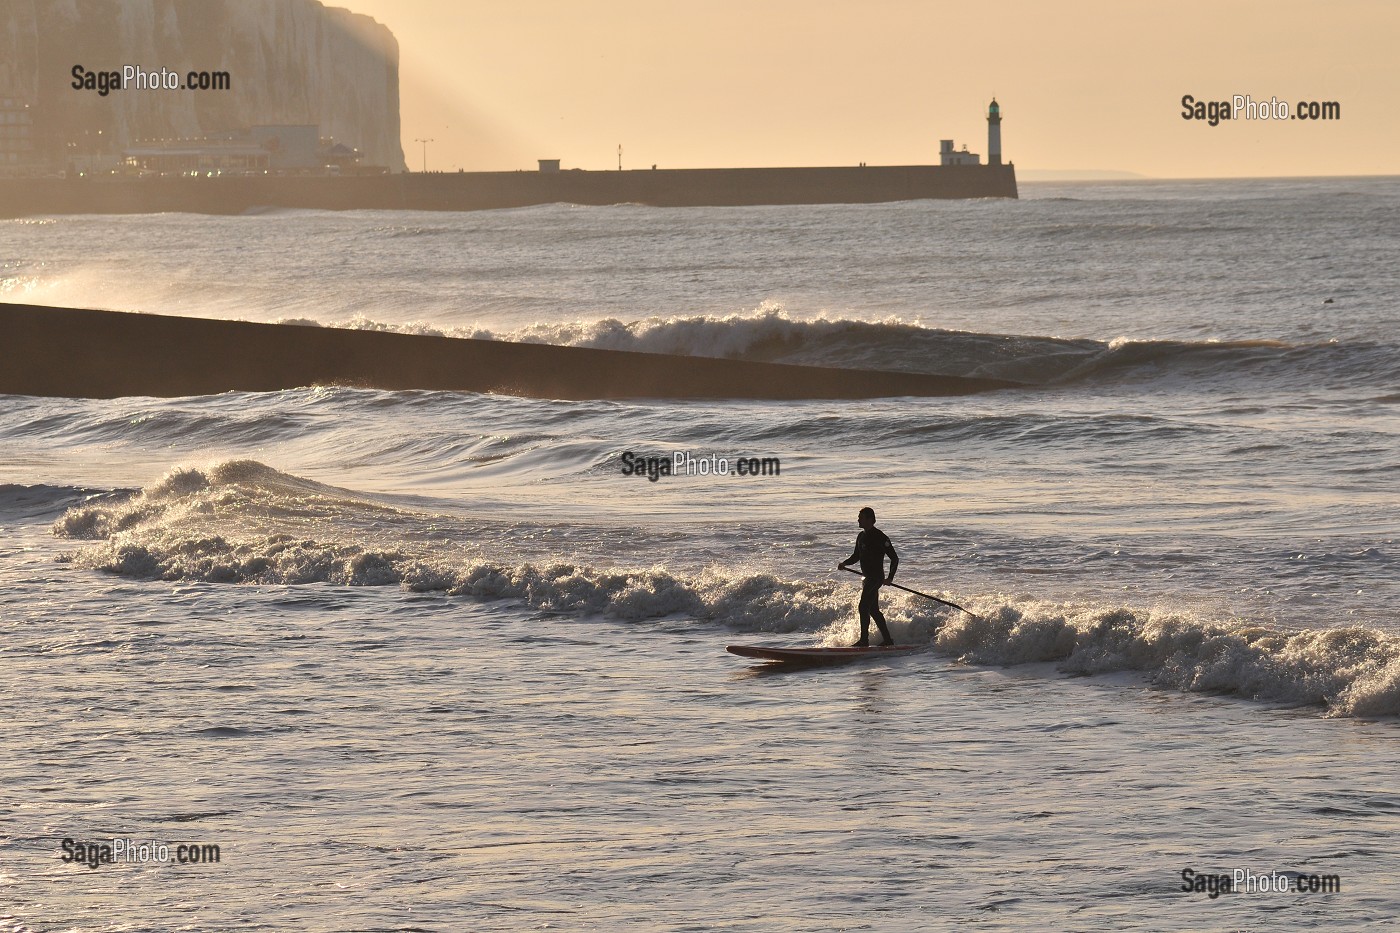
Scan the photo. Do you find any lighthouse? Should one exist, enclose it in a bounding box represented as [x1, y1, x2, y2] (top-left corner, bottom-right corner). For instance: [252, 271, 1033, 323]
[987, 98, 1002, 166]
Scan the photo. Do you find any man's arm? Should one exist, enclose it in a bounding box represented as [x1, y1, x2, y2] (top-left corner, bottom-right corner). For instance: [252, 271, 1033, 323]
[837, 536, 860, 570]
[884, 541, 899, 583]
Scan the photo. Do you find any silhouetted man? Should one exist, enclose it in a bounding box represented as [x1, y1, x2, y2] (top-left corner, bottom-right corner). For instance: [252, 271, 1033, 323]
[837, 506, 898, 647]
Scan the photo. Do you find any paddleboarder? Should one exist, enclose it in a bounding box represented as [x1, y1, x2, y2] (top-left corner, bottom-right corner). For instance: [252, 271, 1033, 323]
[837, 506, 899, 647]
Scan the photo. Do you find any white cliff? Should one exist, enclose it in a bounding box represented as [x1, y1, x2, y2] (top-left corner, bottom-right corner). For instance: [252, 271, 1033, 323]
[0, 0, 405, 171]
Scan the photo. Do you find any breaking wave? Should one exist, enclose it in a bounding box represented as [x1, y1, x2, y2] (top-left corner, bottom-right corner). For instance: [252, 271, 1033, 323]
[278, 304, 1399, 389]
[934, 600, 1399, 719]
[52, 460, 1400, 718]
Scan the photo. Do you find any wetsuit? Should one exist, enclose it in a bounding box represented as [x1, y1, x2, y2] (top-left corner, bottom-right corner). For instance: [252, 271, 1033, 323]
[844, 527, 898, 646]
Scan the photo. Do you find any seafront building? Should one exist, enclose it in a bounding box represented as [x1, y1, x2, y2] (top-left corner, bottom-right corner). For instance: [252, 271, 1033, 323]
[118, 126, 370, 177]
[0, 97, 35, 176]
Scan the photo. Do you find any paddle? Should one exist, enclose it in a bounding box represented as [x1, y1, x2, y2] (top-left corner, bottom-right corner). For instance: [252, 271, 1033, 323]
[840, 565, 977, 617]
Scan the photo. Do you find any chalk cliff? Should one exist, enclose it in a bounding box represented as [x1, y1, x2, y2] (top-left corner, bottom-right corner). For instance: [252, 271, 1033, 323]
[0, 0, 405, 171]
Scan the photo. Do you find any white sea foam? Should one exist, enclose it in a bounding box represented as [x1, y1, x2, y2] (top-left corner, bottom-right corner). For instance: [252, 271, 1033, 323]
[933, 600, 1400, 718]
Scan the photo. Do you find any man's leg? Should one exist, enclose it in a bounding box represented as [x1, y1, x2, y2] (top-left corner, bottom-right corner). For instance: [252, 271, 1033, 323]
[852, 602, 871, 647]
[864, 578, 894, 646]
[853, 579, 879, 647]
[870, 604, 894, 646]
[851, 579, 877, 647]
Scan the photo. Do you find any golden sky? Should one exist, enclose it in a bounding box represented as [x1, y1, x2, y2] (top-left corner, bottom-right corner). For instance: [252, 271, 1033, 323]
[337, 0, 1398, 178]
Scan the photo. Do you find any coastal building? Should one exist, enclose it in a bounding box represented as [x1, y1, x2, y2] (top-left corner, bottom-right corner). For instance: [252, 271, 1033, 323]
[122, 126, 364, 176]
[940, 140, 981, 166]
[250, 125, 320, 171]
[0, 97, 35, 175]
[123, 137, 271, 175]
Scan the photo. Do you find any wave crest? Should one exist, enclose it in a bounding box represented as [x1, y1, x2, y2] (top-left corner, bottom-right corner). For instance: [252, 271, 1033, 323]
[935, 601, 1400, 717]
[270, 304, 1398, 388]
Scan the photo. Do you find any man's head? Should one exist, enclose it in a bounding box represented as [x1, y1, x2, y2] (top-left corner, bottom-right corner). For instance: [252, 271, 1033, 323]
[858, 506, 875, 529]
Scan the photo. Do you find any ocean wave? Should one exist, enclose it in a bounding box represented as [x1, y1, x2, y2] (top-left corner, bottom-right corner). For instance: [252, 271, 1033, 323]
[272, 304, 1399, 389]
[237, 205, 311, 217]
[52, 459, 398, 540]
[489, 309, 1397, 390]
[0, 483, 124, 521]
[70, 539, 854, 633]
[371, 223, 461, 238]
[52, 460, 849, 631]
[60, 526, 1400, 718]
[51, 460, 1400, 718]
[934, 601, 1399, 718]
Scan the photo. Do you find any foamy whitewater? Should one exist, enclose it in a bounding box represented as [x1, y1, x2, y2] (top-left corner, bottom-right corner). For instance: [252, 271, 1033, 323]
[2, 178, 1398, 930]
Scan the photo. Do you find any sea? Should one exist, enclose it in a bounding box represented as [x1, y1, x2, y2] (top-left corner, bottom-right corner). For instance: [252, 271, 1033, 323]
[1, 176, 1397, 931]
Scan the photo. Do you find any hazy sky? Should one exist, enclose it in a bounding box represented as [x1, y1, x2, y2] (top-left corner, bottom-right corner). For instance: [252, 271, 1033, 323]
[337, 0, 1397, 178]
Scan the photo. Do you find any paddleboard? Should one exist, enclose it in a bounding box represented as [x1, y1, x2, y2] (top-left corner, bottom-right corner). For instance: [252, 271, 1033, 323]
[727, 644, 919, 664]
